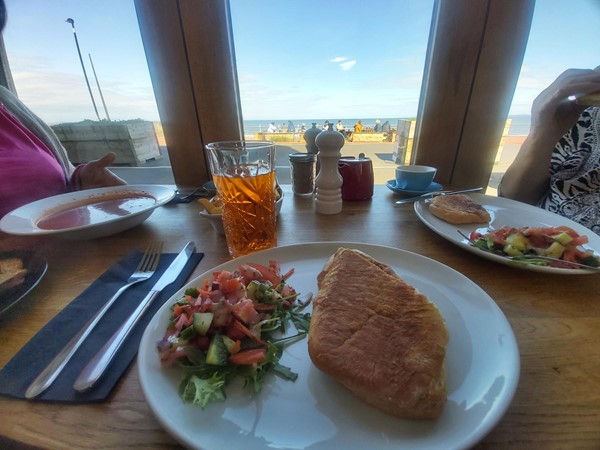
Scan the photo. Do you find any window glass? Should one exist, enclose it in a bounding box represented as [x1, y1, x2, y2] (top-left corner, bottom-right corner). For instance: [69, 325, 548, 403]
[230, 0, 435, 184]
[2, 0, 168, 176]
[489, 0, 600, 195]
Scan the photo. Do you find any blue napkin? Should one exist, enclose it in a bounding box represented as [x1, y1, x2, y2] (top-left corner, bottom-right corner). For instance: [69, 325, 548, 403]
[0, 249, 203, 403]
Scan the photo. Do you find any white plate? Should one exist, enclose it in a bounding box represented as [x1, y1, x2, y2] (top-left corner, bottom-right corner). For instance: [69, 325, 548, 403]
[0, 185, 175, 240]
[138, 242, 520, 450]
[414, 193, 600, 274]
[0, 250, 48, 315]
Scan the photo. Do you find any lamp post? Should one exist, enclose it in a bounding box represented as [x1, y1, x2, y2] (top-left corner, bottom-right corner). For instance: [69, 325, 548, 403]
[65, 18, 101, 121]
[89, 53, 111, 121]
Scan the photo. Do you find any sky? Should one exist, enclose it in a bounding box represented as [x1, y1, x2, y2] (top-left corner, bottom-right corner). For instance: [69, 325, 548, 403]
[2, 0, 599, 126]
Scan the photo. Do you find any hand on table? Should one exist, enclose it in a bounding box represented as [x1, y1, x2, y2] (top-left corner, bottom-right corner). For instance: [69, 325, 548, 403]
[78, 152, 127, 190]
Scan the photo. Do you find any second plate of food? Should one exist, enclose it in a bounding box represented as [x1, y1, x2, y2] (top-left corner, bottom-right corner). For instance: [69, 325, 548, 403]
[414, 193, 600, 274]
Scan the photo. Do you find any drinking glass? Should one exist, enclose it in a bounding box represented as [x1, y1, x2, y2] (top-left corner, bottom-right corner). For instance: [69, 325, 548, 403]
[205, 141, 277, 257]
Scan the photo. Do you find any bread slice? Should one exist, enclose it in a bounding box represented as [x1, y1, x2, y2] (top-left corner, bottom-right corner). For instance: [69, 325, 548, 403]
[0, 257, 27, 292]
[308, 248, 448, 419]
[428, 194, 490, 224]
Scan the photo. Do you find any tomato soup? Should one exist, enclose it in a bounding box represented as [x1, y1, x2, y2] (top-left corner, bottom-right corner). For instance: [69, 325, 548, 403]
[36, 194, 156, 230]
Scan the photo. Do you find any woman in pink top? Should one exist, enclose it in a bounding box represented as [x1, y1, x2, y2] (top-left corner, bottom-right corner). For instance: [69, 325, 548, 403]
[0, 100, 124, 218]
[0, 0, 125, 224]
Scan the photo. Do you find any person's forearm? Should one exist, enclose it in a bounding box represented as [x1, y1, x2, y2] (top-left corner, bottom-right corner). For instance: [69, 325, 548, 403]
[498, 131, 558, 204]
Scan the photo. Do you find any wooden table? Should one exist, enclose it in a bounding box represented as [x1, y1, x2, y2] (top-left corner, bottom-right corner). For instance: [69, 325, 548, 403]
[1, 185, 599, 449]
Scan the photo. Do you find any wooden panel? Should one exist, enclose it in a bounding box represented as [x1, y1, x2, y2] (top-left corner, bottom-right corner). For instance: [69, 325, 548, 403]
[134, 0, 208, 188]
[179, 0, 243, 144]
[414, 0, 534, 188]
[413, 0, 488, 183]
[452, 0, 535, 188]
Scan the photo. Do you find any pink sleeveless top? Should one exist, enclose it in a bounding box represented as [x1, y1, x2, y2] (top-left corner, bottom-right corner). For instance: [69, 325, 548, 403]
[0, 103, 67, 218]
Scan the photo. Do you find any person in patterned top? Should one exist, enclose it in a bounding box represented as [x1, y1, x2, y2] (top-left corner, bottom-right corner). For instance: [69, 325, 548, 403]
[499, 67, 600, 235]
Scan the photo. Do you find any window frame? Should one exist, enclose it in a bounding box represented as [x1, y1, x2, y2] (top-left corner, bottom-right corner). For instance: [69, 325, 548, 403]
[0, 0, 534, 189]
[135, 0, 534, 189]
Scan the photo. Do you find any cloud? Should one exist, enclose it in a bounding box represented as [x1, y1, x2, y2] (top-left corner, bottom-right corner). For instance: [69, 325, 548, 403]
[330, 56, 356, 71]
[339, 60, 357, 71]
[330, 57, 347, 63]
[9, 56, 160, 124]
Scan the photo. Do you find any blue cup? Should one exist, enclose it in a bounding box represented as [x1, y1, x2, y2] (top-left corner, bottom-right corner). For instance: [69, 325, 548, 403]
[395, 165, 437, 191]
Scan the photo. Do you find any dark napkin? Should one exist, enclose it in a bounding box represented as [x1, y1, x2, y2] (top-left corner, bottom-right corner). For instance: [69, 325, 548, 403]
[0, 249, 203, 403]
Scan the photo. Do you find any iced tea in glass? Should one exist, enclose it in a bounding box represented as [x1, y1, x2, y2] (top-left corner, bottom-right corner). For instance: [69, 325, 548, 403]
[206, 141, 277, 257]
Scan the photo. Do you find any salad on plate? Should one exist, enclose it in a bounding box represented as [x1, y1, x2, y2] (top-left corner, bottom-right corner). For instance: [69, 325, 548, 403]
[468, 225, 600, 269]
[156, 260, 311, 408]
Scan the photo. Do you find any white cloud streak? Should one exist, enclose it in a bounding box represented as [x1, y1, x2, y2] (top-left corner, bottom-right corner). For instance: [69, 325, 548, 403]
[339, 60, 357, 71]
[330, 56, 357, 71]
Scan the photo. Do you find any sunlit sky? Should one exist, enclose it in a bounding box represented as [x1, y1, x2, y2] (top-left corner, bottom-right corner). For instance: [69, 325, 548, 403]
[3, 0, 599, 125]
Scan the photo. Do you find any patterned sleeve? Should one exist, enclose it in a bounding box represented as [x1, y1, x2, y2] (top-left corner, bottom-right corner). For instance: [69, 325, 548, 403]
[537, 107, 600, 235]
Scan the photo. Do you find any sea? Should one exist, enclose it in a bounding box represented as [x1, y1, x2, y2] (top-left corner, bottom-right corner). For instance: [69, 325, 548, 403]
[243, 115, 532, 136]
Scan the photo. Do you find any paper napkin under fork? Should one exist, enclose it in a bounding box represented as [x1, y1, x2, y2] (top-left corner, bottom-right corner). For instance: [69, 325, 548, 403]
[0, 249, 203, 403]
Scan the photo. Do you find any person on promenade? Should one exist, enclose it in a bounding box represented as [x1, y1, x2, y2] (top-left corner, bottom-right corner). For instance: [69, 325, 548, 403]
[267, 121, 277, 133]
[336, 120, 346, 138]
[499, 67, 600, 235]
[323, 120, 330, 130]
[0, 0, 125, 228]
[354, 120, 363, 133]
[374, 119, 381, 132]
[287, 120, 295, 132]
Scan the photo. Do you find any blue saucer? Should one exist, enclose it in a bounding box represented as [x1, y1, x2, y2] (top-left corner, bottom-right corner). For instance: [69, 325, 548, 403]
[386, 180, 443, 196]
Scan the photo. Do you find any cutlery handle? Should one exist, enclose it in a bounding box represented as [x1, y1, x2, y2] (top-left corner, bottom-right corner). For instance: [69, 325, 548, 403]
[25, 282, 138, 399]
[73, 289, 160, 392]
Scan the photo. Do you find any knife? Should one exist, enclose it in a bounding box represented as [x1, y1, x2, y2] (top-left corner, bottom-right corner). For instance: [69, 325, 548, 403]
[394, 187, 483, 205]
[73, 241, 196, 392]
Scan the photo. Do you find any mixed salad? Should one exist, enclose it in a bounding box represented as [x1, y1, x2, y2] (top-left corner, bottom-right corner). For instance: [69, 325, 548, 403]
[157, 260, 311, 408]
[468, 226, 600, 269]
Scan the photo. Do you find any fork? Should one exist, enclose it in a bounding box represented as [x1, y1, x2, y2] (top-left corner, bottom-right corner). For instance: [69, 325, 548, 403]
[25, 241, 164, 399]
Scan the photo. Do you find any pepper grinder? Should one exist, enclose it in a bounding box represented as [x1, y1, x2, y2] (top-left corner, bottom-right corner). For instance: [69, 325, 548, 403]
[303, 122, 320, 154]
[314, 124, 344, 214]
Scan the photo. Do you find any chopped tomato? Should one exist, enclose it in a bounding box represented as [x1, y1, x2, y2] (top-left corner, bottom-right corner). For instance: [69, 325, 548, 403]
[228, 348, 266, 365]
[490, 227, 514, 245]
[528, 234, 551, 249]
[246, 263, 282, 285]
[219, 277, 240, 294]
[232, 298, 260, 325]
[228, 319, 266, 345]
[173, 304, 190, 318]
[570, 235, 589, 246]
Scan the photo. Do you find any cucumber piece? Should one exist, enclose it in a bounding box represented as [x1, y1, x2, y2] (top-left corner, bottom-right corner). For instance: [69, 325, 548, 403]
[503, 244, 523, 256]
[206, 334, 228, 365]
[506, 233, 528, 251]
[246, 280, 261, 300]
[193, 312, 214, 335]
[553, 232, 573, 246]
[222, 335, 239, 353]
[543, 241, 565, 259]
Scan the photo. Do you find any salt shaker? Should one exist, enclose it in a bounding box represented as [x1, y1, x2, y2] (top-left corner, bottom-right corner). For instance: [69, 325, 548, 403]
[314, 124, 344, 214]
[289, 152, 316, 197]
